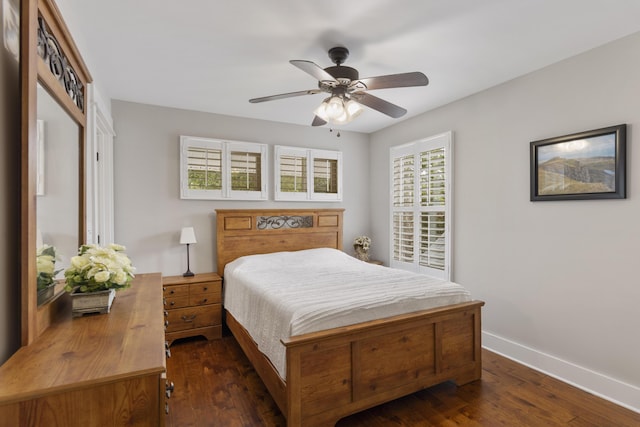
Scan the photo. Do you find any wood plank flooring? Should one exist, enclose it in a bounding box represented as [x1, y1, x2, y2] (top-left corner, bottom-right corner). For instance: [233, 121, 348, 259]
[166, 336, 640, 426]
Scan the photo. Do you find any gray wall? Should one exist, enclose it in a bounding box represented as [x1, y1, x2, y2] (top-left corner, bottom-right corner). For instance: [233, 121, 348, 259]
[111, 101, 371, 277]
[0, 0, 22, 364]
[370, 31, 640, 409]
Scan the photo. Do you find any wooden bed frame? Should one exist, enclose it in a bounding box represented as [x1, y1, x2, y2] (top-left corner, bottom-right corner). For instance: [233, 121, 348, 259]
[216, 208, 484, 426]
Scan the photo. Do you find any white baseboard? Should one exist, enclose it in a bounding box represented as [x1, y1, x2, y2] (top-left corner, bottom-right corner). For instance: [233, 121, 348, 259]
[482, 331, 640, 414]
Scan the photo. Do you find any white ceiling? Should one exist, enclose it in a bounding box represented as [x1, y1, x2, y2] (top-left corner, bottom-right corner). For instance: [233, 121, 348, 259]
[57, 0, 640, 133]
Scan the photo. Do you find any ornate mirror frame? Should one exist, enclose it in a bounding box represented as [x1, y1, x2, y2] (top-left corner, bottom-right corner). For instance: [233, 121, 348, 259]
[21, 0, 91, 344]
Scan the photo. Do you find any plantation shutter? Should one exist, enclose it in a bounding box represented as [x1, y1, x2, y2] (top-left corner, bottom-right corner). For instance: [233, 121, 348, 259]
[393, 211, 414, 262]
[230, 151, 261, 191]
[393, 154, 414, 207]
[279, 154, 307, 193]
[187, 146, 222, 190]
[392, 153, 415, 262]
[419, 147, 446, 270]
[390, 132, 452, 280]
[313, 157, 338, 194]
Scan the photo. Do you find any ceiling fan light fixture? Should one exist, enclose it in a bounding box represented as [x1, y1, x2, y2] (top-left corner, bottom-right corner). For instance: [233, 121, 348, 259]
[313, 98, 331, 121]
[314, 95, 363, 125]
[345, 98, 363, 119]
[326, 96, 346, 120]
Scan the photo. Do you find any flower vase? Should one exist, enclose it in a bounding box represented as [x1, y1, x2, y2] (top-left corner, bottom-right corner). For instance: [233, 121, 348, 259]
[70, 288, 116, 317]
[37, 284, 55, 305]
[354, 245, 370, 262]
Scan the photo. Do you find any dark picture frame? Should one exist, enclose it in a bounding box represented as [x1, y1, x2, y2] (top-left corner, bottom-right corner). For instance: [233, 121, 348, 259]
[530, 124, 626, 201]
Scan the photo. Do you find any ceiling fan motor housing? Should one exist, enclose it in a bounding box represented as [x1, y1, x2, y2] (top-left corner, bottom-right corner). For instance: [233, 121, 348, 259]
[325, 46, 358, 81]
[324, 65, 359, 81]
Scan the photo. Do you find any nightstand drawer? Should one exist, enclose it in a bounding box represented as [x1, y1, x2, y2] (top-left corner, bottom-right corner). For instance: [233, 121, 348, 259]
[165, 304, 221, 332]
[189, 292, 218, 306]
[163, 284, 189, 298]
[190, 282, 220, 294]
[165, 296, 189, 309]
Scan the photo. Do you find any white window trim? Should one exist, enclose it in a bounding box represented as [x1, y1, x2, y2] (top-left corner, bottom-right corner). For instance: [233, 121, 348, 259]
[389, 131, 453, 280]
[180, 135, 268, 200]
[274, 145, 343, 202]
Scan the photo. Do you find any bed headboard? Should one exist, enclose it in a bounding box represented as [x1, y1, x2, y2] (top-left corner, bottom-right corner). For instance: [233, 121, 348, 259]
[215, 208, 344, 276]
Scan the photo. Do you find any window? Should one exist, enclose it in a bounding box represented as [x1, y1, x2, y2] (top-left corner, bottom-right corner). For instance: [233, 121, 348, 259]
[180, 136, 267, 200]
[275, 145, 342, 201]
[390, 132, 452, 280]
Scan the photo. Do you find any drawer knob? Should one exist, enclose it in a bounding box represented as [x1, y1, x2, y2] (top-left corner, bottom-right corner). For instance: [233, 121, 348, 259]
[165, 320, 169, 327]
[164, 310, 168, 317]
[181, 314, 196, 323]
[201, 298, 208, 304]
[165, 380, 175, 399]
[170, 301, 175, 306]
[170, 290, 175, 294]
[203, 287, 208, 291]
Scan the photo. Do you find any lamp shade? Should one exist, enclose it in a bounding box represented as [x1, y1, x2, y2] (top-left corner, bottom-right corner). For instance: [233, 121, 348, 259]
[179, 227, 197, 244]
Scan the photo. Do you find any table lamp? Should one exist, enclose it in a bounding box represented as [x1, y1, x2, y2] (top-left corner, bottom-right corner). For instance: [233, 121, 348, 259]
[179, 227, 197, 277]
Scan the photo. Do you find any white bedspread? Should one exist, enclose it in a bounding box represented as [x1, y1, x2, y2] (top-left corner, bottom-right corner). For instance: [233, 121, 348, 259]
[223, 248, 471, 379]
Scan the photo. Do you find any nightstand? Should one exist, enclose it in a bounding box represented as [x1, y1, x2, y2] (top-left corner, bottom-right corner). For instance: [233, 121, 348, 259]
[163, 272, 222, 346]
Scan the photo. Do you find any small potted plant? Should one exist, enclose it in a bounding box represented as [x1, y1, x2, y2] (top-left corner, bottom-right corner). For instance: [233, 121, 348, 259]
[353, 235, 371, 262]
[64, 243, 135, 317]
[36, 244, 62, 304]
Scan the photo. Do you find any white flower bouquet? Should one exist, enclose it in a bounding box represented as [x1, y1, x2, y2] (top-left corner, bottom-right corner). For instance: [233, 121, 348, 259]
[353, 235, 371, 261]
[353, 235, 371, 250]
[37, 244, 62, 291]
[64, 244, 136, 293]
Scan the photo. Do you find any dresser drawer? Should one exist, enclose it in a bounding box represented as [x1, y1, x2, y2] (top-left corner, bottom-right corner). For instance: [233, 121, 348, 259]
[165, 304, 221, 332]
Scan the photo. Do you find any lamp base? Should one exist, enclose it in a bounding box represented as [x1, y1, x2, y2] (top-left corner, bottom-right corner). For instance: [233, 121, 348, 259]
[183, 243, 195, 277]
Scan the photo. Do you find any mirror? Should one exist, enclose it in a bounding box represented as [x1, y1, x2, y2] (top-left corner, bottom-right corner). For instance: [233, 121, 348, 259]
[21, 0, 91, 344]
[35, 84, 80, 304]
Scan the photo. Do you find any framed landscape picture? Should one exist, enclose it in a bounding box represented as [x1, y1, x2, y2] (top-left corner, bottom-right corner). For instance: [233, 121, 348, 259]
[530, 124, 626, 201]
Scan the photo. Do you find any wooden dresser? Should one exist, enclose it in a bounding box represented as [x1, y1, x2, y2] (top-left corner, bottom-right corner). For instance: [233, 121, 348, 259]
[0, 273, 169, 427]
[163, 272, 222, 346]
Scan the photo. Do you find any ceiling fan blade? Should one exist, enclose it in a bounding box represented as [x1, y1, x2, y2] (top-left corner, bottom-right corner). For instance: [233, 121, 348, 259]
[356, 72, 428, 90]
[311, 116, 327, 127]
[249, 89, 320, 103]
[290, 60, 337, 83]
[353, 92, 407, 118]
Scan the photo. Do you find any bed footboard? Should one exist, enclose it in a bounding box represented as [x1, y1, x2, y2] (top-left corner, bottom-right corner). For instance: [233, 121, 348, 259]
[283, 300, 484, 426]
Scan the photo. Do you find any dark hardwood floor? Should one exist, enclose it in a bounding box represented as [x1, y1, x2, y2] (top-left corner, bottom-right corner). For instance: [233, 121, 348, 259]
[166, 336, 640, 426]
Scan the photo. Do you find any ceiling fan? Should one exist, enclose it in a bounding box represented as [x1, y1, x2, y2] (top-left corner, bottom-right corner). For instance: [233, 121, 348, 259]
[249, 47, 429, 127]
